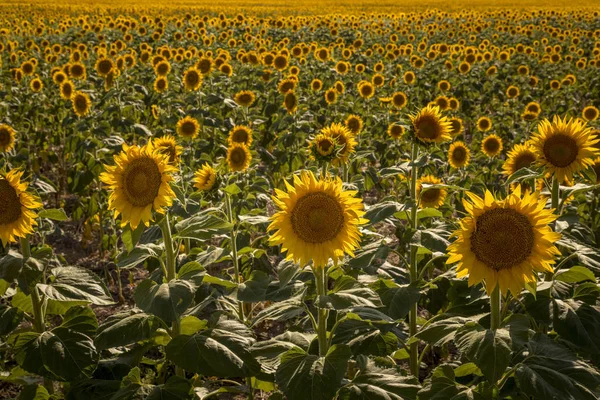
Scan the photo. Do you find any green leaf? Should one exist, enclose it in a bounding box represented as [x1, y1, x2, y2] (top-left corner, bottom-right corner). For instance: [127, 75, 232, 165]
[179, 315, 207, 335]
[506, 167, 544, 186]
[132, 123, 152, 137]
[59, 305, 98, 336]
[0, 250, 23, 282]
[121, 224, 146, 253]
[39, 267, 115, 306]
[174, 213, 233, 240]
[134, 279, 194, 324]
[364, 201, 402, 225]
[0, 303, 24, 336]
[553, 299, 600, 357]
[95, 310, 165, 350]
[165, 319, 259, 378]
[394, 207, 442, 221]
[416, 315, 473, 346]
[336, 370, 420, 400]
[347, 240, 390, 271]
[558, 236, 600, 272]
[514, 334, 600, 400]
[177, 261, 205, 286]
[238, 270, 271, 302]
[66, 379, 121, 400]
[554, 266, 596, 283]
[38, 208, 69, 221]
[251, 297, 305, 326]
[203, 273, 238, 289]
[454, 322, 511, 384]
[117, 244, 160, 269]
[381, 283, 421, 320]
[223, 183, 241, 195]
[12, 328, 98, 381]
[276, 344, 352, 400]
[238, 214, 270, 225]
[331, 316, 398, 357]
[251, 332, 312, 375]
[319, 287, 383, 310]
[17, 385, 50, 400]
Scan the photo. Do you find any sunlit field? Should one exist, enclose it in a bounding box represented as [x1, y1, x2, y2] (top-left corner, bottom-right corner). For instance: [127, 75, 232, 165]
[1, 1, 600, 399]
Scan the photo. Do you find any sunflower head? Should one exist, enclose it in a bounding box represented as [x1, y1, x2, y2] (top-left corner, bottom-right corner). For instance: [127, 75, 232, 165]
[30, 78, 43, 92]
[228, 125, 253, 147]
[96, 58, 115, 77]
[358, 81, 375, 99]
[152, 135, 182, 165]
[387, 123, 405, 139]
[194, 163, 218, 191]
[154, 76, 168, 93]
[344, 115, 363, 135]
[449, 117, 463, 137]
[283, 91, 298, 114]
[417, 175, 447, 209]
[392, 92, 408, 109]
[72, 91, 91, 117]
[0, 170, 43, 245]
[100, 143, 177, 229]
[325, 88, 337, 104]
[60, 80, 75, 100]
[410, 105, 452, 144]
[448, 141, 471, 169]
[176, 116, 200, 139]
[503, 143, 537, 176]
[309, 133, 338, 163]
[183, 67, 202, 91]
[268, 171, 368, 268]
[447, 186, 561, 295]
[476, 117, 492, 132]
[530, 116, 599, 183]
[481, 134, 503, 157]
[234, 90, 256, 107]
[0, 124, 16, 152]
[227, 143, 252, 172]
[321, 123, 357, 165]
[582, 106, 599, 121]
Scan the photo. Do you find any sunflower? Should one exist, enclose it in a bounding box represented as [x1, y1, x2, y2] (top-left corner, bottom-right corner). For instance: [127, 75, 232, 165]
[268, 171, 367, 268]
[154, 76, 168, 93]
[409, 105, 452, 144]
[325, 88, 337, 105]
[447, 186, 561, 296]
[476, 117, 492, 132]
[506, 85, 520, 99]
[321, 123, 357, 165]
[60, 80, 75, 100]
[30, 78, 43, 92]
[448, 141, 471, 168]
[417, 175, 447, 208]
[311, 79, 323, 91]
[434, 96, 450, 110]
[234, 90, 255, 107]
[0, 170, 43, 245]
[183, 67, 202, 91]
[481, 134, 503, 157]
[530, 116, 599, 183]
[391, 92, 408, 109]
[176, 116, 200, 139]
[72, 91, 91, 117]
[153, 135, 182, 165]
[227, 143, 252, 172]
[283, 91, 298, 114]
[387, 124, 405, 139]
[344, 115, 363, 135]
[228, 125, 253, 146]
[525, 101, 541, 115]
[357, 81, 375, 99]
[503, 143, 537, 176]
[0, 124, 16, 152]
[194, 163, 217, 191]
[154, 60, 171, 76]
[582, 106, 599, 121]
[310, 134, 337, 162]
[449, 117, 464, 137]
[95, 58, 115, 77]
[100, 143, 176, 229]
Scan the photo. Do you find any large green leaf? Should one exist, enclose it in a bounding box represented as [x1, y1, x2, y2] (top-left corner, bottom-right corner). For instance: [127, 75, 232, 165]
[0, 303, 24, 336]
[380, 283, 421, 320]
[331, 313, 398, 357]
[12, 328, 98, 381]
[174, 212, 233, 240]
[418, 365, 486, 400]
[336, 371, 420, 400]
[95, 310, 165, 350]
[0, 250, 24, 282]
[134, 279, 194, 324]
[416, 315, 474, 346]
[553, 299, 600, 358]
[17, 385, 50, 400]
[66, 379, 121, 400]
[59, 305, 98, 336]
[454, 322, 511, 384]
[319, 287, 383, 310]
[251, 331, 313, 375]
[38, 267, 114, 306]
[117, 244, 161, 269]
[514, 333, 600, 400]
[276, 344, 352, 400]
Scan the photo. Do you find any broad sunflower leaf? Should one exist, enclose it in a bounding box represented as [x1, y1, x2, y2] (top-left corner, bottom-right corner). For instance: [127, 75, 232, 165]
[134, 279, 194, 324]
[95, 309, 165, 350]
[38, 267, 114, 306]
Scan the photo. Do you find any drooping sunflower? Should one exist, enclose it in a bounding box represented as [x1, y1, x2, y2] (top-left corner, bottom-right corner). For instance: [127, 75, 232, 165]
[503, 143, 537, 176]
[530, 116, 599, 183]
[409, 105, 452, 144]
[153, 135, 182, 165]
[268, 171, 368, 268]
[227, 143, 252, 172]
[183, 67, 202, 91]
[344, 115, 363, 135]
[0, 124, 16, 152]
[100, 143, 176, 229]
[447, 186, 561, 296]
[234, 90, 256, 107]
[582, 106, 599, 121]
[72, 91, 91, 117]
[194, 163, 217, 191]
[417, 175, 447, 209]
[448, 141, 471, 168]
[0, 170, 43, 245]
[321, 123, 357, 165]
[228, 125, 253, 147]
[176, 116, 200, 139]
[481, 134, 503, 157]
[476, 117, 492, 132]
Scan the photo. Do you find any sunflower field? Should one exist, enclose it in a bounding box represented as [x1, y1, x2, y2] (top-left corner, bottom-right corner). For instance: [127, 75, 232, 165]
[1, 1, 600, 399]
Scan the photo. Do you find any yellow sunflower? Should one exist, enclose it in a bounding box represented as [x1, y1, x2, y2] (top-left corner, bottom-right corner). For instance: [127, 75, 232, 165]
[0, 170, 43, 245]
[194, 163, 217, 191]
[391, 92, 408, 109]
[153, 76, 168, 93]
[227, 143, 252, 172]
[530, 116, 599, 183]
[357, 81, 375, 99]
[417, 175, 447, 208]
[448, 141, 471, 169]
[228, 125, 253, 147]
[0, 124, 16, 152]
[72, 91, 91, 117]
[476, 117, 492, 132]
[234, 90, 256, 107]
[325, 88, 337, 105]
[449, 117, 464, 137]
[503, 143, 537, 176]
[283, 91, 298, 114]
[100, 143, 176, 229]
[153, 135, 182, 165]
[582, 106, 599, 122]
[409, 105, 452, 144]
[387, 124, 405, 139]
[447, 186, 561, 296]
[344, 115, 363, 135]
[321, 123, 357, 165]
[268, 171, 368, 268]
[176, 116, 200, 139]
[60, 80, 75, 100]
[481, 134, 503, 157]
[183, 67, 202, 91]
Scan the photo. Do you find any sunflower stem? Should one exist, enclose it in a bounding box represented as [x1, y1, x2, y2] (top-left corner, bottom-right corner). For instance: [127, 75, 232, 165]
[314, 266, 329, 357]
[21, 237, 54, 394]
[490, 284, 501, 331]
[409, 141, 420, 377]
[551, 176, 560, 215]
[160, 213, 184, 378]
[225, 193, 245, 321]
[321, 162, 328, 179]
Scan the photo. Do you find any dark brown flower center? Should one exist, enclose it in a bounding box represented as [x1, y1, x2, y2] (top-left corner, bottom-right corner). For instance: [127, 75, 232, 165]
[291, 192, 344, 244]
